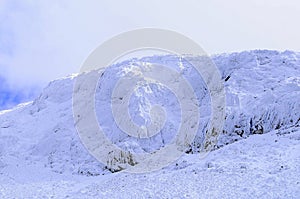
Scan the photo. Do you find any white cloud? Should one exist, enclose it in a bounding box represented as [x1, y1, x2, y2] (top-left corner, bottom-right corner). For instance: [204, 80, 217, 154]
[0, 0, 300, 90]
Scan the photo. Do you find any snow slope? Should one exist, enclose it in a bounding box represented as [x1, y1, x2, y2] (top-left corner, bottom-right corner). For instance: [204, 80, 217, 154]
[0, 125, 299, 198]
[0, 50, 299, 198]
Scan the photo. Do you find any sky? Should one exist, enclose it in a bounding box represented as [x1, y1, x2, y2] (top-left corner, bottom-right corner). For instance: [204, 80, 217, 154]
[0, 0, 300, 110]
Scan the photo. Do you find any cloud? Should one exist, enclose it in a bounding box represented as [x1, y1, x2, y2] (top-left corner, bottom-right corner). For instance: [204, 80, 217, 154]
[0, 74, 40, 110]
[0, 1, 145, 87]
[0, 0, 300, 109]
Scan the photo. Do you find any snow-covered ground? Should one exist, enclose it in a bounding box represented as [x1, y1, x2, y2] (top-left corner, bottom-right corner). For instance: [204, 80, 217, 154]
[0, 126, 299, 198]
[0, 50, 299, 198]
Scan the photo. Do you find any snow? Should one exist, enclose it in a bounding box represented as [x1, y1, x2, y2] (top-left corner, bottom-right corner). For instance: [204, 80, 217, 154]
[0, 126, 299, 198]
[0, 50, 299, 198]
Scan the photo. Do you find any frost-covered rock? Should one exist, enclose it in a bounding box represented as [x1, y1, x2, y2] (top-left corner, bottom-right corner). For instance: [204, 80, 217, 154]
[0, 50, 299, 176]
[214, 50, 300, 146]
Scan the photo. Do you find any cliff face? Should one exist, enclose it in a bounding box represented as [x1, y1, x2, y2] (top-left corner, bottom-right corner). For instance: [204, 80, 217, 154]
[0, 50, 299, 176]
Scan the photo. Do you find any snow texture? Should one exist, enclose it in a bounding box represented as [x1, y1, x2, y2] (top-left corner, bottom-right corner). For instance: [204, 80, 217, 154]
[0, 50, 299, 198]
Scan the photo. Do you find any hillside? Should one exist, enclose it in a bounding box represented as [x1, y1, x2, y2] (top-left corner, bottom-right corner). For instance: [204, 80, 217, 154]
[0, 50, 299, 198]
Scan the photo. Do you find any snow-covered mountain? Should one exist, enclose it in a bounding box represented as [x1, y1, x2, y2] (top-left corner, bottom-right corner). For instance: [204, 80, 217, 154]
[0, 50, 299, 198]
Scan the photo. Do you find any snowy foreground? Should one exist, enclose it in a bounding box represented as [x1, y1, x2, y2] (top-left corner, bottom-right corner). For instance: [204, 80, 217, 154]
[0, 126, 299, 198]
[0, 50, 299, 198]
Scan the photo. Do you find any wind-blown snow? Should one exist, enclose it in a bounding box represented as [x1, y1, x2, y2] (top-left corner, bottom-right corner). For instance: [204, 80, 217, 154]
[0, 50, 299, 198]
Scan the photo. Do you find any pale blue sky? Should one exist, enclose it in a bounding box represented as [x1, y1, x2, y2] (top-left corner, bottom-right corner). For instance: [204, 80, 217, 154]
[0, 0, 300, 109]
